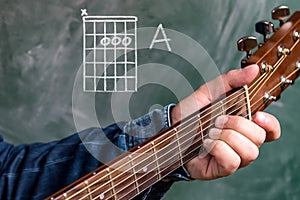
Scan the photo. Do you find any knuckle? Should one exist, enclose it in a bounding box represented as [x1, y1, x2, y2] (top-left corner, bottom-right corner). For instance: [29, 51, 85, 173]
[257, 129, 266, 145]
[252, 128, 266, 146]
[227, 115, 243, 130]
[223, 156, 241, 176]
[210, 140, 222, 152]
[243, 145, 259, 163]
[224, 129, 236, 141]
[225, 70, 236, 80]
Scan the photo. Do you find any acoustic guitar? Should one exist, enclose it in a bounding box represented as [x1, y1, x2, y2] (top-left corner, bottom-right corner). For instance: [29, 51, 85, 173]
[46, 7, 300, 200]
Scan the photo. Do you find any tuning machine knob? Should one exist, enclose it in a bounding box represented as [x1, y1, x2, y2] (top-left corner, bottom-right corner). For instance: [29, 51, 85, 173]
[255, 20, 275, 43]
[272, 5, 290, 27]
[237, 36, 258, 67]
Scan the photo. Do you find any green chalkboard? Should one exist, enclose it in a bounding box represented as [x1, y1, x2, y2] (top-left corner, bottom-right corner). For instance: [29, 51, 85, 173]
[1, 0, 300, 199]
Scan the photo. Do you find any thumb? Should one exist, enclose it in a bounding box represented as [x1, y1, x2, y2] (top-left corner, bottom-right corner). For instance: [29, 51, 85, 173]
[196, 64, 259, 106]
[171, 64, 259, 124]
[225, 64, 259, 89]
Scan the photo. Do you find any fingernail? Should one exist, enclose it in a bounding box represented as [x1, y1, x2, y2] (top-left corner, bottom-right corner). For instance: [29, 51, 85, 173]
[208, 128, 222, 139]
[255, 112, 266, 124]
[203, 138, 215, 152]
[215, 115, 228, 128]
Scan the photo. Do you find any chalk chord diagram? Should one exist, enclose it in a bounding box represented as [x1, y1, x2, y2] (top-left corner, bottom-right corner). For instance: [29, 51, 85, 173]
[82, 15, 138, 92]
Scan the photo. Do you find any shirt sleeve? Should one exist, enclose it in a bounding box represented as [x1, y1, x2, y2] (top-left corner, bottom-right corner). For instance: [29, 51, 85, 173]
[0, 104, 191, 200]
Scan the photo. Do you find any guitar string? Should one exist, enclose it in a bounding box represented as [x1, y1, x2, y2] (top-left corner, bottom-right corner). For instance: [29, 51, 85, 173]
[74, 63, 292, 200]
[64, 42, 281, 199]
[250, 38, 299, 102]
[72, 90, 250, 200]
[114, 84, 264, 200]
[80, 56, 281, 199]
[250, 68, 300, 112]
[102, 93, 266, 200]
[63, 84, 249, 199]
[243, 34, 299, 95]
[67, 61, 280, 200]
[76, 99, 247, 199]
[63, 40, 299, 199]
[85, 64, 300, 200]
[113, 68, 300, 200]
[64, 64, 296, 200]
[249, 55, 288, 102]
[90, 97, 250, 200]
[249, 31, 300, 100]
[96, 85, 272, 200]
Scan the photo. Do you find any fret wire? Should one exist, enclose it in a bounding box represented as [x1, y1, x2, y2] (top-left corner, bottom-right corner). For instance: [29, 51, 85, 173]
[174, 128, 183, 165]
[198, 114, 204, 149]
[62, 89, 249, 200]
[93, 95, 250, 200]
[84, 180, 93, 200]
[151, 141, 162, 179]
[107, 168, 117, 200]
[129, 155, 140, 194]
[243, 85, 252, 120]
[63, 192, 68, 199]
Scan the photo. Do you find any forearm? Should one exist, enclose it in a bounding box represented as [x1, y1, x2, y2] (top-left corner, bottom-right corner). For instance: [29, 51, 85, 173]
[0, 105, 188, 199]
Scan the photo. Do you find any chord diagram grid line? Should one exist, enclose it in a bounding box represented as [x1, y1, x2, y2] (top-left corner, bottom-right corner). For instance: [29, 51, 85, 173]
[83, 16, 138, 92]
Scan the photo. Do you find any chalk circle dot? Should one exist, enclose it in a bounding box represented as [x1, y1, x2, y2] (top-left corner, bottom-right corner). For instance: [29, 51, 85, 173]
[100, 37, 111, 46]
[122, 37, 132, 46]
[111, 36, 122, 46]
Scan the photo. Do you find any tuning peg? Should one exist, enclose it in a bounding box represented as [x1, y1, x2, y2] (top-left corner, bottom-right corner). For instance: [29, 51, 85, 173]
[255, 20, 275, 43]
[237, 36, 257, 67]
[272, 5, 290, 27]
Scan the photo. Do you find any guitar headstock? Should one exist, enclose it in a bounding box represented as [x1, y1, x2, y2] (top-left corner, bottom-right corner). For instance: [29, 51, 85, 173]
[237, 6, 300, 113]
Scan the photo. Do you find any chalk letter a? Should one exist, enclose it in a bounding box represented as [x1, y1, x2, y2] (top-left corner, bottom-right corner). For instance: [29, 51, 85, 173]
[149, 24, 172, 51]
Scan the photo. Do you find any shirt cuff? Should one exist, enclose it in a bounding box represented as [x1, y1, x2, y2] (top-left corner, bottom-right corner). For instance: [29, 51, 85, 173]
[123, 103, 192, 181]
[164, 103, 176, 128]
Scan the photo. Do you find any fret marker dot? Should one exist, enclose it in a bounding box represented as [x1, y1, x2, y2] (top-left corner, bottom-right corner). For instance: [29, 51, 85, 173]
[99, 194, 105, 199]
[143, 167, 148, 172]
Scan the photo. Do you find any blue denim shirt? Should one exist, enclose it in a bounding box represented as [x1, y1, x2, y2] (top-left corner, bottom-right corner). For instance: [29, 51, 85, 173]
[0, 105, 191, 200]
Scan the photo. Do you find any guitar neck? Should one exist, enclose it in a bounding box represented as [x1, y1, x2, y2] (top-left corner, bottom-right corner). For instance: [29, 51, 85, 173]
[47, 11, 300, 200]
[46, 87, 256, 200]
